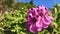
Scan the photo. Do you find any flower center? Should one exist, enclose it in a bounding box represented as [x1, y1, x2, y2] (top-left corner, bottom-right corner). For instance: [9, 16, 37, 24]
[31, 17, 37, 23]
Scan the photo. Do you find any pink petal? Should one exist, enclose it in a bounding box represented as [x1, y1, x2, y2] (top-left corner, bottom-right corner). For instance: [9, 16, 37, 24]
[29, 24, 37, 33]
[36, 16, 43, 27]
[29, 13, 33, 17]
[43, 22, 48, 28]
[37, 27, 42, 31]
[41, 17, 49, 28]
[47, 16, 54, 20]
[42, 16, 51, 25]
[43, 20, 50, 25]
[45, 16, 52, 22]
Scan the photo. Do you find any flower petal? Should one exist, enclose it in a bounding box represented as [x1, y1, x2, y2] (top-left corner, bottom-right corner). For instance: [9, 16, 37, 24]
[36, 16, 43, 27]
[43, 22, 48, 28]
[45, 16, 52, 23]
[47, 16, 54, 20]
[29, 24, 37, 33]
[37, 27, 42, 31]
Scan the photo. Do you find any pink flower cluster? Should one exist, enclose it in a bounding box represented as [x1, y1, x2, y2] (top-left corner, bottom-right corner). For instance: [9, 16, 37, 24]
[26, 6, 53, 33]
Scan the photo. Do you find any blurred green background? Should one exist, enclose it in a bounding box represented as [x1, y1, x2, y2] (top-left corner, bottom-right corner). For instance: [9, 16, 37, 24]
[0, 0, 60, 34]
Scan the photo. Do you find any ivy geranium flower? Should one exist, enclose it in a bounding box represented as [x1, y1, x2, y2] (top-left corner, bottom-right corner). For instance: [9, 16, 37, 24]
[26, 6, 53, 33]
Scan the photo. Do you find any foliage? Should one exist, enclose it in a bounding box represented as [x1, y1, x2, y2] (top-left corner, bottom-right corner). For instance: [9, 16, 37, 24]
[0, 6, 34, 34]
[52, 4, 60, 34]
[0, 0, 34, 34]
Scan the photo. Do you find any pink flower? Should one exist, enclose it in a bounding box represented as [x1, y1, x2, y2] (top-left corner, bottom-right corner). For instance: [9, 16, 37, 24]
[26, 6, 53, 33]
